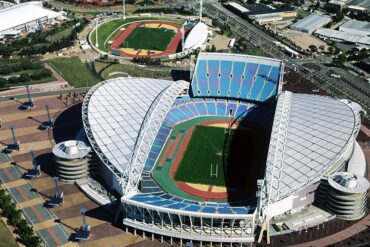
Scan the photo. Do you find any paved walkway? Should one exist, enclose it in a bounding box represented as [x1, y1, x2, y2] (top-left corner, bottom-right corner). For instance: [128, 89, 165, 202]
[0, 95, 147, 247]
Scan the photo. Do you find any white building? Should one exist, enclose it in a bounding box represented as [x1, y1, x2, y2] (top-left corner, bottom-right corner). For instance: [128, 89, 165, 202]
[0, 1, 62, 34]
[290, 14, 331, 34]
[339, 20, 370, 36]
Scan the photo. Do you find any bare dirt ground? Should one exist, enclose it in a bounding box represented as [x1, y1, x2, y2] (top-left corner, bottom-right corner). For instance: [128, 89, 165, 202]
[282, 29, 330, 52]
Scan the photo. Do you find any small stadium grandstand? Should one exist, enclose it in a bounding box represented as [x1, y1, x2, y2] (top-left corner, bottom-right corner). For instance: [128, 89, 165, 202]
[82, 53, 367, 245]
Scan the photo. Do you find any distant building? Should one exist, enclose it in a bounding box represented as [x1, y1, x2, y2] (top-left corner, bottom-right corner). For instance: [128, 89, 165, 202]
[290, 14, 331, 34]
[356, 58, 370, 73]
[339, 20, 370, 36]
[347, 0, 370, 12]
[226, 2, 297, 25]
[0, 1, 62, 34]
[314, 28, 370, 47]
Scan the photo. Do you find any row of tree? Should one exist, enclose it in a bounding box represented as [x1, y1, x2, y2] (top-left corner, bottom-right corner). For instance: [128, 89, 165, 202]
[0, 188, 41, 247]
[0, 60, 42, 75]
[0, 68, 52, 88]
[0, 18, 88, 57]
[132, 57, 161, 65]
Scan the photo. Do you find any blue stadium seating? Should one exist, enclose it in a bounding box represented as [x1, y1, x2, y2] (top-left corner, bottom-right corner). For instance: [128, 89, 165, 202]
[192, 58, 281, 102]
[129, 193, 255, 215]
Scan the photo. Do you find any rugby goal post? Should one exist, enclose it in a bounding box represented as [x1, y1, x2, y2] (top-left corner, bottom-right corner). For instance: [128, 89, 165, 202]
[210, 163, 218, 178]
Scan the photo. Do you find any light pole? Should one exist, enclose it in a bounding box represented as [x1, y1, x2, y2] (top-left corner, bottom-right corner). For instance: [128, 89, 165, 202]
[95, 18, 99, 48]
[122, 0, 126, 20]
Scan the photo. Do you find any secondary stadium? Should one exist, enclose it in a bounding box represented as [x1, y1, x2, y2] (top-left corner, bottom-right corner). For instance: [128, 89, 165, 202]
[92, 18, 208, 60]
[81, 52, 367, 245]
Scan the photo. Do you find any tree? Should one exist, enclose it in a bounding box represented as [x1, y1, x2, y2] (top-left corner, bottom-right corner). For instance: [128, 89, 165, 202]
[328, 46, 336, 54]
[337, 53, 347, 64]
[211, 44, 216, 52]
[0, 77, 7, 88]
[319, 45, 325, 52]
[309, 45, 318, 53]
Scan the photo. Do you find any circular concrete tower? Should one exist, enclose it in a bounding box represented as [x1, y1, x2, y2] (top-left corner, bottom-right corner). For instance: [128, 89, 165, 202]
[53, 140, 91, 183]
[327, 172, 369, 221]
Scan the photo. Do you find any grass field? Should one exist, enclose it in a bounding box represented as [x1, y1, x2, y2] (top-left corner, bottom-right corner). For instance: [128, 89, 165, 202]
[47, 57, 100, 87]
[94, 60, 171, 79]
[174, 125, 229, 186]
[120, 27, 175, 51]
[90, 18, 184, 52]
[0, 221, 18, 247]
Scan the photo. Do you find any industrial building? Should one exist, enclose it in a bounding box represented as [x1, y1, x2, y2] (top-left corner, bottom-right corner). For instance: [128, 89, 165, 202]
[226, 2, 297, 24]
[290, 14, 332, 34]
[347, 0, 370, 12]
[315, 28, 370, 47]
[0, 1, 62, 34]
[339, 20, 370, 36]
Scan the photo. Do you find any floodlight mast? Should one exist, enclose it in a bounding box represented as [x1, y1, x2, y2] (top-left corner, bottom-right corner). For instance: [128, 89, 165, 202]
[199, 0, 203, 22]
[80, 207, 87, 227]
[95, 18, 99, 48]
[122, 0, 126, 20]
[9, 125, 17, 145]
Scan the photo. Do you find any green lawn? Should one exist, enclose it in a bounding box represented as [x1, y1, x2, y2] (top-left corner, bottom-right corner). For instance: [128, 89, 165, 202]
[48, 28, 72, 42]
[174, 125, 229, 186]
[120, 27, 175, 51]
[90, 18, 185, 52]
[241, 48, 266, 56]
[0, 221, 18, 247]
[95, 60, 171, 79]
[47, 57, 100, 87]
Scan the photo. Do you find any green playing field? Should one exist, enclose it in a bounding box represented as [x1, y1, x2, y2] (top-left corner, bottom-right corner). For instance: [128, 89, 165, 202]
[174, 125, 230, 186]
[119, 27, 175, 51]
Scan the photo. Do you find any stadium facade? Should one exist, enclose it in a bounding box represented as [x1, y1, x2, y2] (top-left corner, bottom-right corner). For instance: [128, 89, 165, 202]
[81, 53, 367, 244]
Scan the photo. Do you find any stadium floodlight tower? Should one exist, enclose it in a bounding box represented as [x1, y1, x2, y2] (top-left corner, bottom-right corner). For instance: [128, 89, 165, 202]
[24, 84, 34, 109]
[95, 18, 99, 48]
[75, 207, 91, 241]
[41, 103, 54, 129]
[122, 0, 126, 20]
[49, 176, 64, 207]
[199, 0, 203, 21]
[181, 22, 186, 52]
[7, 124, 20, 152]
[24, 150, 41, 179]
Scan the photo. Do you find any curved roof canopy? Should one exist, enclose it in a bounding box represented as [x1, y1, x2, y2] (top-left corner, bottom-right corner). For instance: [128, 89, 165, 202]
[83, 78, 173, 174]
[262, 92, 361, 207]
[184, 22, 208, 50]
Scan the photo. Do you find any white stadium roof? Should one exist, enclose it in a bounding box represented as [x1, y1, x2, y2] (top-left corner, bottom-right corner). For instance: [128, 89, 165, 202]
[82, 78, 189, 193]
[263, 92, 361, 206]
[0, 1, 61, 32]
[184, 22, 208, 50]
[84, 77, 361, 200]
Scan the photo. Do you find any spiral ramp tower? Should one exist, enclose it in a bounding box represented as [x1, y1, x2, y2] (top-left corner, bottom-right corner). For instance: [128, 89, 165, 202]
[326, 172, 369, 221]
[52, 140, 91, 183]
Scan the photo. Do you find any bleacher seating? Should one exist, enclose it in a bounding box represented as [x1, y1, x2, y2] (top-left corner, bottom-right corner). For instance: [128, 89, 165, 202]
[129, 192, 255, 215]
[142, 98, 254, 176]
[191, 56, 281, 102]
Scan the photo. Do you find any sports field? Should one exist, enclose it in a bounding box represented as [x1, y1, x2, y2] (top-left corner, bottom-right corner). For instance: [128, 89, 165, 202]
[119, 27, 175, 51]
[174, 125, 230, 186]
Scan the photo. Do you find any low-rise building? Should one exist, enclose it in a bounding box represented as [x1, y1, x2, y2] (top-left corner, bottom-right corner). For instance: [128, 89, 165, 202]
[290, 14, 331, 34]
[0, 1, 62, 34]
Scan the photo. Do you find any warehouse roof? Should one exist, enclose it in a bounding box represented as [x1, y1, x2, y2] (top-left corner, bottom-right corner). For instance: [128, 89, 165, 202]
[290, 14, 331, 32]
[340, 20, 370, 34]
[0, 1, 61, 32]
[315, 28, 370, 45]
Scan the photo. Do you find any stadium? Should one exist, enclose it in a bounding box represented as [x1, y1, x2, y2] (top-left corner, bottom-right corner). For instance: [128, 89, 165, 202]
[91, 18, 208, 60]
[81, 52, 367, 245]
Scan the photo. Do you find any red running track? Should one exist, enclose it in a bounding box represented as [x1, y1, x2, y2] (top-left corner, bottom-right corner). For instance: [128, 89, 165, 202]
[109, 21, 186, 58]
